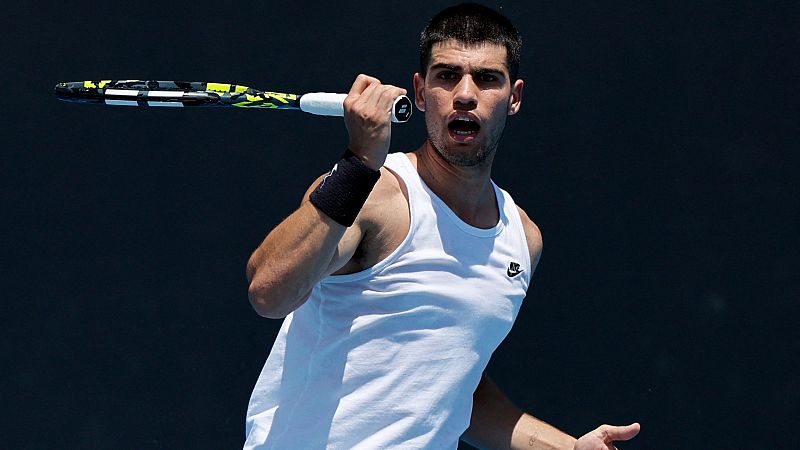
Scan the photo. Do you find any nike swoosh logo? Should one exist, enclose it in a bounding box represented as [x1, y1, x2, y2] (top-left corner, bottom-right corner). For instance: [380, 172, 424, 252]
[319, 163, 338, 189]
[507, 262, 523, 278]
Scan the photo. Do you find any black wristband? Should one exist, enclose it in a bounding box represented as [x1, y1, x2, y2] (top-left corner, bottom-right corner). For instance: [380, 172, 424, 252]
[309, 150, 381, 227]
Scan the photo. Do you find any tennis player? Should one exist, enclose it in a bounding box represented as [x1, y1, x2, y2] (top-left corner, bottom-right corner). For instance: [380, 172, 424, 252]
[244, 3, 639, 449]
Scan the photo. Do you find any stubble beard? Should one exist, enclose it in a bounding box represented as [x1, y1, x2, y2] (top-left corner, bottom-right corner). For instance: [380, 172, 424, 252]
[426, 117, 507, 167]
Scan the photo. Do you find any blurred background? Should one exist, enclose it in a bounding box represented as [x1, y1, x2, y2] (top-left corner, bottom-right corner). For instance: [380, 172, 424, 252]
[2, 1, 797, 448]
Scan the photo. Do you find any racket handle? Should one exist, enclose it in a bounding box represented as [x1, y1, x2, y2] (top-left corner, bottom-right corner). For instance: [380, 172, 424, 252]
[299, 93, 413, 123]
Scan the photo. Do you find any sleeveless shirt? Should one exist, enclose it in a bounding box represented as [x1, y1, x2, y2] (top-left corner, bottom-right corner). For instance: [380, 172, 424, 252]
[245, 152, 532, 449]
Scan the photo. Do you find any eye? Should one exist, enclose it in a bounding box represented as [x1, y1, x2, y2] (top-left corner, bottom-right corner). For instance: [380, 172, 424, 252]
[437, 71, 457, 81]
[478, 73, 499, 83]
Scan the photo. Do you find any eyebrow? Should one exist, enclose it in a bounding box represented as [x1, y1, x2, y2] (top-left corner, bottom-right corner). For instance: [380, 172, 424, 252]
[429, 63, 506, 77]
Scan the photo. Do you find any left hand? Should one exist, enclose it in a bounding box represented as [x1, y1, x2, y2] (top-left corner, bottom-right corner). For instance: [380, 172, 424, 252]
[574, 423, 640, 450]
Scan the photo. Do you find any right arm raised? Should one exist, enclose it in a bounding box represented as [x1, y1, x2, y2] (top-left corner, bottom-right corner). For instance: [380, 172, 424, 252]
[246, 75, 406, 318]
[246, 177, 363, 318]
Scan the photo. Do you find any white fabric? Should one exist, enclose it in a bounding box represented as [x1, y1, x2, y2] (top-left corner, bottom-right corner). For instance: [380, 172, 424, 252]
[245, 152, 532, 449]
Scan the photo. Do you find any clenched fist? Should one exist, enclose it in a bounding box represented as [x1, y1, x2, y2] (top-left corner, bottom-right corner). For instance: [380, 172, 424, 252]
[343, 74, 407, 170]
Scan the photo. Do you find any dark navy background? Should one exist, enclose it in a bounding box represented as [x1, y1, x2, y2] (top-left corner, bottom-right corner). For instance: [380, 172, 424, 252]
[3, 1, 797, 448]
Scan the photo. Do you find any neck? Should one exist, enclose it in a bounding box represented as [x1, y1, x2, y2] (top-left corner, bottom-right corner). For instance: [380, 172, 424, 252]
[411, 140, 498, 228]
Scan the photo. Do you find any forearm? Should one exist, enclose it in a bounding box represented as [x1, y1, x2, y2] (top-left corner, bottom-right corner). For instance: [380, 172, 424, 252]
[464, 374, 576, 450]
[246, 200, 348, 318]
[509, 414, 576, 450]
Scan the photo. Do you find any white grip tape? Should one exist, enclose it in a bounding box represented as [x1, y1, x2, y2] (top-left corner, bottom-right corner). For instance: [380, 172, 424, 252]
[298, 93, 347, 117]
[299, 93, 413, 123]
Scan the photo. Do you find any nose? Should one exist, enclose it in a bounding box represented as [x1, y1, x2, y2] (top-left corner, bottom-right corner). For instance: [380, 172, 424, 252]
[453, 75, 478, 110]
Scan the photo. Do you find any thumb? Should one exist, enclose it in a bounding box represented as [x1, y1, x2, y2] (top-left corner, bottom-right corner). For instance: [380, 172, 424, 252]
[597, 423, 641, 442]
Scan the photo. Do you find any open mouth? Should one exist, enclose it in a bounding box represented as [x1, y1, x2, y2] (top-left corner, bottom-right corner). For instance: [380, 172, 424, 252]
[448, 116, 481, 140]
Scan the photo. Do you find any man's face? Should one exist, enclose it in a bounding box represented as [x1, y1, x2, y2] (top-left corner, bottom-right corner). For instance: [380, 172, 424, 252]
[414, 39, 523, 167]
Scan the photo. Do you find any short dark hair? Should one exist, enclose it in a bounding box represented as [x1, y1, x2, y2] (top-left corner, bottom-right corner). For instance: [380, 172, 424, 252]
[419, 3, 522, 81]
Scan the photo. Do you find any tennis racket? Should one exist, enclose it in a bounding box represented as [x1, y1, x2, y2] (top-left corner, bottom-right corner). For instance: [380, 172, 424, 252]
[54, 80, 413, 123]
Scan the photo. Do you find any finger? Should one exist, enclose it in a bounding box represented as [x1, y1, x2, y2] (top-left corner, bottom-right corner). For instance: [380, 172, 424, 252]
[353, 85, 406, 122]
[597, 423, 640, 443]
[355, 80, 384, 106]
[376, 86, 408, 114]
[345, 77, 382, 116]
[379, 86, 408, 104]
[348, 74, 380, 96]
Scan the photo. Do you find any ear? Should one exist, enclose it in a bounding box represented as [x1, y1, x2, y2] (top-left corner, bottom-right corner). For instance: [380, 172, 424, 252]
[413, 72, 426, 112]
[507, 78, 524, 116]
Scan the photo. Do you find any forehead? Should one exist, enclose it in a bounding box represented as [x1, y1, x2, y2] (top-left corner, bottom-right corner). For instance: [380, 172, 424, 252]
[428, 39, 509, 72]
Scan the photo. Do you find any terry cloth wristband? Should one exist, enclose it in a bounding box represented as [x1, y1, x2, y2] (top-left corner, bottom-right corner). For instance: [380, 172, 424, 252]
[309, 150, 381, 227]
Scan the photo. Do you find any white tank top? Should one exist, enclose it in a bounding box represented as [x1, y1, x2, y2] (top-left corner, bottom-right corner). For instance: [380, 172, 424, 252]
[245, 152, 532, 449]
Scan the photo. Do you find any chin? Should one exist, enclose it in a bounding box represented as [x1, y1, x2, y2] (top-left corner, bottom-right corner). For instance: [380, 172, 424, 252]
[429, 138, 494, 167]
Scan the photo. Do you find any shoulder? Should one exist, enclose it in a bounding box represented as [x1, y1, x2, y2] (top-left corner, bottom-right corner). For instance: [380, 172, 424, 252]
[301, 161, 404, 210]
[300, 163, 409, 276]
[515, 205, 543, 272]
[359, 165, 409, 228]
[301, 160, 407, 227]
[332, 165, 409, 273]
